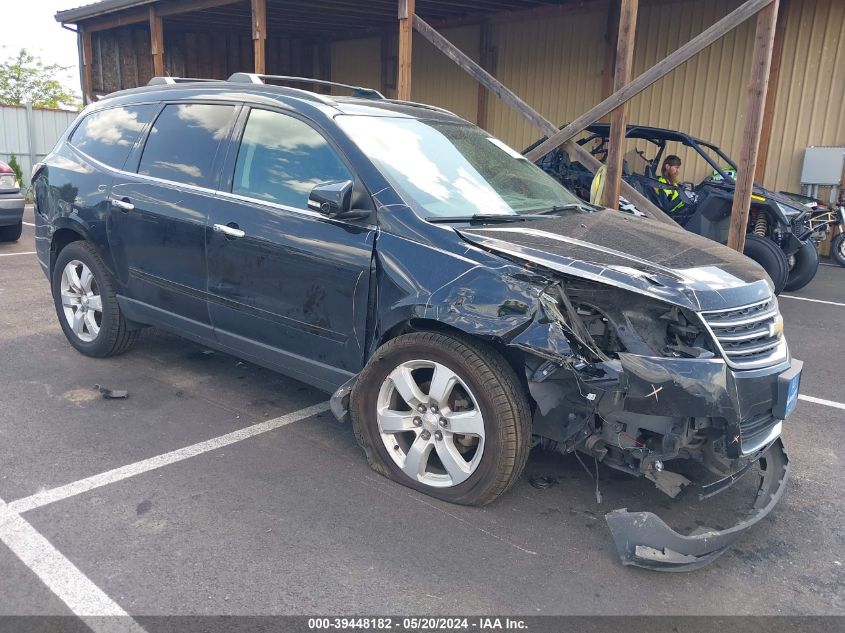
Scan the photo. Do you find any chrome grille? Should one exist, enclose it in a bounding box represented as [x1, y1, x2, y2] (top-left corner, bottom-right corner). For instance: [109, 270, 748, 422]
[700, 298, 788, 370]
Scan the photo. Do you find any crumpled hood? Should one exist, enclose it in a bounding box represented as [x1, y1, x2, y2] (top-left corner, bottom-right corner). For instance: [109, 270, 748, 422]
[456, 210, 772, 312]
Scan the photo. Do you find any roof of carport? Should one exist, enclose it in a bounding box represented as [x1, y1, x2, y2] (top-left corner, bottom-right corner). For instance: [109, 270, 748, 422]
[56, 0, 576, 34]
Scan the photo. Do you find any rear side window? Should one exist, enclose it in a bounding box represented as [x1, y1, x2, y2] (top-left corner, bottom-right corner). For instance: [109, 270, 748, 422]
[232, 109, 352, 209]
[138, 104, 236, 188]
[69, 104, 157, 169]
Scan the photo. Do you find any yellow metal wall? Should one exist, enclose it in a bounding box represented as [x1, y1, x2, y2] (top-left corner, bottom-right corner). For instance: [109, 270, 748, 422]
[330, 0, 844, 192]
[411, 26, 482, 123]
[483, 5, 608, 151]
[763, 0, 845, 191]
[331, 37, 381, 93]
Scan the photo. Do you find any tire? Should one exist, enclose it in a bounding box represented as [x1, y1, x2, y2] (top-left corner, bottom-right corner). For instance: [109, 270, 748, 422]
[783, 240, 819, 292]
[52, 241, 139, 357]
[743, 234, 789, 295]
[350, 331, 531, 506]
[0, 221, 22, 242]
[832, 233, 845, 268]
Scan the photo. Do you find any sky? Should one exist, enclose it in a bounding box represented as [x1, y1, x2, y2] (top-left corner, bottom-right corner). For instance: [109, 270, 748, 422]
[0, 0, 92, 97]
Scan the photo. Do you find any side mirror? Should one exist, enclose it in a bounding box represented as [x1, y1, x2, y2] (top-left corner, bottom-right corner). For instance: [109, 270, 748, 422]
[308, 180, 353, 217]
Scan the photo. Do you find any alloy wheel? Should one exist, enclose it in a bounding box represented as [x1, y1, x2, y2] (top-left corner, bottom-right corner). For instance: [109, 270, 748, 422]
[376, 359, 485, 488]
[60, 260, 102, 342]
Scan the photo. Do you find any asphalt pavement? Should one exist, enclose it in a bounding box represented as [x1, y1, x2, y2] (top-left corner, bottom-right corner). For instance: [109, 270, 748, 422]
[1, 207, 843, 623]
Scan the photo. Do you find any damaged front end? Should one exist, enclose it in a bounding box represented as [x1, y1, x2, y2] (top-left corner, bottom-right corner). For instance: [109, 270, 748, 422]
[502, 275, 800, 571]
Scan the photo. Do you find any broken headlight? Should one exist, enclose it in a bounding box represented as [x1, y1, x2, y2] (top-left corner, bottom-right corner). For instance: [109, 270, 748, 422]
[541, 282, 715, 361]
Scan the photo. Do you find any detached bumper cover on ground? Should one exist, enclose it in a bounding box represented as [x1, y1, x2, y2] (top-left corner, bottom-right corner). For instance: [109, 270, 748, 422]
[605, 437, 790, 571]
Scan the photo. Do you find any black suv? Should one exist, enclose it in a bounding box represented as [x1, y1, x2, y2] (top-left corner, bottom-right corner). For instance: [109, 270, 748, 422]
[33, 74, 802, 570]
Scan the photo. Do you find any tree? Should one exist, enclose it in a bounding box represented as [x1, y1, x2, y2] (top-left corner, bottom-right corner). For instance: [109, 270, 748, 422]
[0, 48, 80, 109]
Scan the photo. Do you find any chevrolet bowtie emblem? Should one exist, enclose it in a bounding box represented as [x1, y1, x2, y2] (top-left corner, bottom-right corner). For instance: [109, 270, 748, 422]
[767, 314, 784, 338]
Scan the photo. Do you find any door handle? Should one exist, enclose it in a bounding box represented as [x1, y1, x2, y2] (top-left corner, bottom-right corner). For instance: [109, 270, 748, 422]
[213, 223, 245, 239]
[109, 197, 134, 211]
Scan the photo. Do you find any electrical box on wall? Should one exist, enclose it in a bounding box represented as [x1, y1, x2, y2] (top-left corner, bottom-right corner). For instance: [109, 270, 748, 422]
[800, 146, 845, 185]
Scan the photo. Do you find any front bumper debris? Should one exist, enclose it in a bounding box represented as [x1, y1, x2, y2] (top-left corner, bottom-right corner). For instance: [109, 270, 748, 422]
[605, 437, 789, 571]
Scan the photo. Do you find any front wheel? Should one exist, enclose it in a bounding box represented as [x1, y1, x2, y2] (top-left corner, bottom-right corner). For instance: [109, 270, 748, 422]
[783, 240, 819, 292]
[831, 233, 845, 268]
[743, 234, 789, 295]
[350, 332, 531, 506]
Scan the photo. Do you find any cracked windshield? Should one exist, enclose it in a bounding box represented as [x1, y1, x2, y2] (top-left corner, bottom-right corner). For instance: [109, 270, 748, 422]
[336, 115, 581, 217]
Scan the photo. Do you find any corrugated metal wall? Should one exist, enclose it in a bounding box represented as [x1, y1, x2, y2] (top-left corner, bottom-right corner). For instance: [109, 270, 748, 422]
[328, 0, 843, 192]
[0, 105, 78, 189]
[332, 37, 382, 93]
[483, 4, 609, 152]
[763, 0, 845, 191]
[411, 26, 482, 123]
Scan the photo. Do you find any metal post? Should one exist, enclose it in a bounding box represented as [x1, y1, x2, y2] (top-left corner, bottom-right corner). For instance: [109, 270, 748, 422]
[24, 102, 37, 180]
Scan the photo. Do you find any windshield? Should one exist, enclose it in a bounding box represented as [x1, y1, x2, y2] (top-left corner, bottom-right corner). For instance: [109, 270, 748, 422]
[336, 115, 582, 217]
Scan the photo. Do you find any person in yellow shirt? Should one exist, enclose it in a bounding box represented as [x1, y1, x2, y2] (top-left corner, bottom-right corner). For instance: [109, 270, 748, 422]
[655, 155, 686, 214]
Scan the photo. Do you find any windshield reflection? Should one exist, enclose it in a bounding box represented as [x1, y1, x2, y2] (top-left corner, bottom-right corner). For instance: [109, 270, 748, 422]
[337, 115, 580, 218]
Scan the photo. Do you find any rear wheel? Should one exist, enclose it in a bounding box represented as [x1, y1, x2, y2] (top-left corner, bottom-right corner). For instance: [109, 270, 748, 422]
[52, 241, 139, 357]
[350, 332, 531, 506]
[743, 235, 789, 295]
[0, 221, 22, 242]
[783, 240, 819, 292]
[831, 233, 845, 268]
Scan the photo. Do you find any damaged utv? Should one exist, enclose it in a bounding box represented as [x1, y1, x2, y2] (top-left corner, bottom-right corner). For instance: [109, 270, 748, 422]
[34, 77, 801, 572]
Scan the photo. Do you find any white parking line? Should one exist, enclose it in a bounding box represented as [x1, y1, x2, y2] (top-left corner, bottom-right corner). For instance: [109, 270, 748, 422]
[8, 401, 330, 515]
[798, 394, 845, 411]
[22, 221, 35, 226]
[0, 498, 147, 631]
[780, 295, 845, 307]
[0, 251, 36, 257]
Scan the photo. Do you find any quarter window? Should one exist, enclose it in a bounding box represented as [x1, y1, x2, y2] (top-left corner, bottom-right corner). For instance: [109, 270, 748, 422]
[232, 109, 352, 209]
[138, 104, 236, 188]
[69, 104, 157, 169]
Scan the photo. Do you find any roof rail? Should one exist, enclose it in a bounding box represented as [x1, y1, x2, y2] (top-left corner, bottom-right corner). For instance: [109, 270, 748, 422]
[147, 77, 219, 85]
[227, 73, 384, 100]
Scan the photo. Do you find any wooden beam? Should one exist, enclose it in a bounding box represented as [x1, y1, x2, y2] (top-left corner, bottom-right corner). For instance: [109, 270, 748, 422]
[411, 14, 674, 225]
[83, 8, 149, 33]
[397, 0, 415, 101]
[475, 20, 493, 130]
[524, 0, 776, 163]
[157, 0, 242, 18]
[251, 0, 267, 74]
[604, 0, 638, 210]
[727, 0, 780, 253]
[80, 26, 94, 104]
[149, 7, 165, 77]
[755, 0, 787, 182]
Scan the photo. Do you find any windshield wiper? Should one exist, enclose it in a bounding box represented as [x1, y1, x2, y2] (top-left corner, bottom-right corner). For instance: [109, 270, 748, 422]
[427, 214, 547, 224]
[533, 202, 597, 215]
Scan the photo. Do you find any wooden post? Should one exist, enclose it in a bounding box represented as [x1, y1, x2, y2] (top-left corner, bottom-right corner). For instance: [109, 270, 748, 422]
[397, 0, 415, 101]
[251, 0, 267, 75]
[80, 26, 94, 103]
[601, 0, 621, 101]
[149, 7, 165, 77]
[411, 14, 674, 226]
[727, 0, 780, 253]
[604, 0, 638, 210]
[524, 0, 775, 162]
[755, 0, 787, 182]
